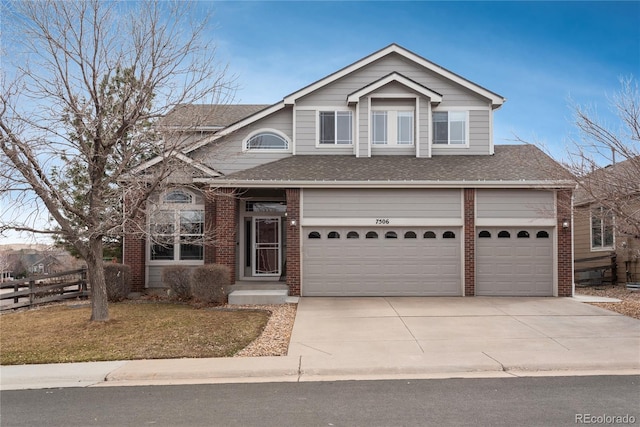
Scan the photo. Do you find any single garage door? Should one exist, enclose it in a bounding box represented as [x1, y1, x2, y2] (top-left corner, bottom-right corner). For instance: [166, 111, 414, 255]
[476, 227, 553, 296]
[302, 227, 462, 296]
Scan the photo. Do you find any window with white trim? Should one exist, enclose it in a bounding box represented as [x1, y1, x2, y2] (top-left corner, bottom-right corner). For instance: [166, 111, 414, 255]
[319, 111, 352, 145]
[244, 130, 290, 151]
[433, 111, 467, 145]
[591, 207, 614, 250]
[150, 189, 204, 261]
[371, 109, 414, 145]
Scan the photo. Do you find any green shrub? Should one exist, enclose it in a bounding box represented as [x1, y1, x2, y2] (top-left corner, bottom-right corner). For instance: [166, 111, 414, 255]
[162, 266, 192, 301]
[191, 264, 230, 305]
[104, 264, 131, 302]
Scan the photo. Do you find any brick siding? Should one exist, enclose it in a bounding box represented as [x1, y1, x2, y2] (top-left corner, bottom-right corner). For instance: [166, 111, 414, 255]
[557, 189, 574, 296]
[214, 188, 238, 284]
[464, 188, 476, 296]
[286, 188, 301, 296]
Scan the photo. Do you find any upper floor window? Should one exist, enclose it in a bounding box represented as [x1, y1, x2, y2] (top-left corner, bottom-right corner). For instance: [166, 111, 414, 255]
[591, 207, 614, 250]
[319, 111, 352, 145]
[433, 111, 467, 145]
[244, 130, 290, 151]
[372, 110, 414, 145]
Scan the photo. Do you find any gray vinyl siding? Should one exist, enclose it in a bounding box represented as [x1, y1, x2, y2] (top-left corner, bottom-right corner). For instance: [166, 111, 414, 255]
[371, 146, 415, 156]
[147, 266, 164, 288]
[431, 109, 490, 156]
[476, 189, 555, 219]
[303, 189, 462, 218]
[191, 107, 294, 175]
[417, 97, 430, 157]
[358, 102, 369, 157]
[296, 53, 490, 108]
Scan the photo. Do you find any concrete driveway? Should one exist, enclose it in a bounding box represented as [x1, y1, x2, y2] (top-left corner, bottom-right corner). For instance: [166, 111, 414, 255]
[288, 297, 640, 374]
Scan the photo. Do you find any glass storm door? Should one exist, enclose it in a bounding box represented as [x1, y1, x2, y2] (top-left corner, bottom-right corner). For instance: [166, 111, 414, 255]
[252, 217, 281, 276]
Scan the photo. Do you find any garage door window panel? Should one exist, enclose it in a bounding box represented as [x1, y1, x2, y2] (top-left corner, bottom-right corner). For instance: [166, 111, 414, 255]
[347, 231, 359, 239]
[328, 231, 341, 239]
[536, 231, 549, 238]
[478, 230, 491, 238]
[424, 231, 436, 239]
[404, 231, 417, 239]
[308, 231, 321, 239]
[366, 231, 378, 239]
[385, 231, 398, 239]
[498, 231, 511, 238]
[517, 231, 530, 238]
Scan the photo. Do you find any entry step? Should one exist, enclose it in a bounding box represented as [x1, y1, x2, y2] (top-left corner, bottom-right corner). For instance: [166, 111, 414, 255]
[228, 289, 289, 305]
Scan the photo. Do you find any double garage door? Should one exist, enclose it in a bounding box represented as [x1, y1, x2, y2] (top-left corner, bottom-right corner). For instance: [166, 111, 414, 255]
[302, 226, 554, 297]
[302, 227, 462, 296]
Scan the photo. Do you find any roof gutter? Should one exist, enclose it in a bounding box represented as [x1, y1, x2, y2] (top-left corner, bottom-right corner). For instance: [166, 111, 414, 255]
[192, 178, 576, 189]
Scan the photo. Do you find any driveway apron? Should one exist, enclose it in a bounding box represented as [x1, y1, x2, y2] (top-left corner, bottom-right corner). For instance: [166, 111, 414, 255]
[287, 297, 640, 372]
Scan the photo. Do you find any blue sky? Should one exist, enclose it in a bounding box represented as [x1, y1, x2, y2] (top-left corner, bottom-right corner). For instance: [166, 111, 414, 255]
[206, 1, 639, 160]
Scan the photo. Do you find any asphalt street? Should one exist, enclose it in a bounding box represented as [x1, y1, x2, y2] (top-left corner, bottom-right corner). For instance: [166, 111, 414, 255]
[1, 375, 638, 426]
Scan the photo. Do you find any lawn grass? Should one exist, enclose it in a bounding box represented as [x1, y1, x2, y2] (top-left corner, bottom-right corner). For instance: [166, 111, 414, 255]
[0, 302, 270, 365]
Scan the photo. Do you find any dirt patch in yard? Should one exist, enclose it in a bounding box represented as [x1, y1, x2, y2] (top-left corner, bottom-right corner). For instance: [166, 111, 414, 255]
[576, 284, 640, 320]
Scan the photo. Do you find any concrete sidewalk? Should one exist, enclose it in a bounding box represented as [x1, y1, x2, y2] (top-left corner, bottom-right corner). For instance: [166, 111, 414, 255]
[2, 297, 639, 390]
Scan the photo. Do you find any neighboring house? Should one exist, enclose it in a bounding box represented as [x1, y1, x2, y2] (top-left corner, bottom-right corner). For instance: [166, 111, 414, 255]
[573, 157, 640, 285]
[125, 44, 575, 297]
[29, 254, 64, 275]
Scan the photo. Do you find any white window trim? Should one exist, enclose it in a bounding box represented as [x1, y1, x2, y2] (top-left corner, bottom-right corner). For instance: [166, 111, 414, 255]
[432, 108, 470, 148]
[590, 207, 615, 251]
[370, 106, 415, 146]
[315, 108, 354, 148]
[242, 128, 292, 153]
[148, 189, 205, 265]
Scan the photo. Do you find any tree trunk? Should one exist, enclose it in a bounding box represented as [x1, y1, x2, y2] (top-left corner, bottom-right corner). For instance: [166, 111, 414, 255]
[87, 237, 109, 321]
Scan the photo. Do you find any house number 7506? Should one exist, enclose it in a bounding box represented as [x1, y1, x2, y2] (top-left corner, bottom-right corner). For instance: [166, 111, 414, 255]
[375, 218, 390, 224]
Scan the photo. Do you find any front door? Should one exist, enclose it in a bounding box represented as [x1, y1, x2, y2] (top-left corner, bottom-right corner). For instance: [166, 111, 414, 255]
[252, 217, 281, 277]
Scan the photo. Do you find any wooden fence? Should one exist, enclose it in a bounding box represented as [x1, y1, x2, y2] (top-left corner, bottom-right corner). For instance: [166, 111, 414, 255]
[0, 268, 89, 311]
[574, 253, 617, 287]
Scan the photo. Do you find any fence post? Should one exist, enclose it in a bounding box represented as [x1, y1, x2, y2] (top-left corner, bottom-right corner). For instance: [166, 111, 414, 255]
[13, 282, 19, 304]
[611, 252, 617, 285]
[29, 279, 35, 307]
[81, 267, 88, 296]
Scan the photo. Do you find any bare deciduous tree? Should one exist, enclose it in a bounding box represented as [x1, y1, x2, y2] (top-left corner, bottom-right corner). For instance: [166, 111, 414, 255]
[0, 0, 234, 321]
[565, 77, 640, 239]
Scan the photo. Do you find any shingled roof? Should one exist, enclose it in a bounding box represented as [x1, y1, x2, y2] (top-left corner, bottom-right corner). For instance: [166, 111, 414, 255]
[210, 144, 573, 187]
[161, 104, 271, 129]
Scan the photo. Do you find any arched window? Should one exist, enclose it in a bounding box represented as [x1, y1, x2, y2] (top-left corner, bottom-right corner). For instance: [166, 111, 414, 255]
[163, 189, 193, 204]
[536, 231, 550, 238]
[308, 231, 321, 239]
[347, 231, 359, 239]
[328, 231, 340, 239]
[478, 230, 491, 238]
[245, 131, 289, 150]
[423, 231, 436, 239]
[443, 231, 456, 239]
[517, 231, 530, 238]
[366, 231, 378, 239]
[404, 231, 417, 239]
[498, 231, 511, 238]
[385, 231, 397, 239]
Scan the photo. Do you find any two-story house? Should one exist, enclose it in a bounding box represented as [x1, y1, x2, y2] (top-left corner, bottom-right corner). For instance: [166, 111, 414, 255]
[125, 44, 575, 298]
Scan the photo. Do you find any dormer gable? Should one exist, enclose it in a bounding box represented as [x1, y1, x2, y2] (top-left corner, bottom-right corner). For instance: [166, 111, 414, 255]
[346, 72, 443, 105]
